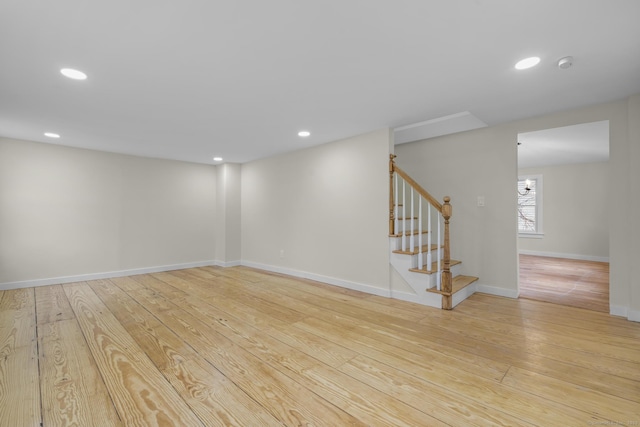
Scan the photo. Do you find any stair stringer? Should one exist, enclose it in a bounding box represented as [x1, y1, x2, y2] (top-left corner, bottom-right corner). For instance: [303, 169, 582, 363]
[389, 260, 443, 308]
[389, 236, 474, 308]
[388, 237, 441, 308]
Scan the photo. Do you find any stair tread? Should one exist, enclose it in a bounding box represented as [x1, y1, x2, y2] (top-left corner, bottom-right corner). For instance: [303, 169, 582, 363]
[409, 259, 461, 275]
[426, 275, 479, 296]
[392, 243, 441, 255]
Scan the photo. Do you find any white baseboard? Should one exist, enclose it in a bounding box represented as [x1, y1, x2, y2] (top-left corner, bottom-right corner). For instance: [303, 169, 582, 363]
[215, 260, 241, 268]
[388, 290, 421, 304]
[0, 260, 217, 291]
[627, 309, 640, 323]
[476, 284, 519, 299]
[611, 305, 640, 322]
[241, 261, 392, 298]
[518, 250, 609, 263]
[610, 305, 628, 318]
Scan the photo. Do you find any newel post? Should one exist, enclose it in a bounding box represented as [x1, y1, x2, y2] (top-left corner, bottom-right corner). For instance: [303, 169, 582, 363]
[441, 196, 453, 309]
[389, 154, 397, 236]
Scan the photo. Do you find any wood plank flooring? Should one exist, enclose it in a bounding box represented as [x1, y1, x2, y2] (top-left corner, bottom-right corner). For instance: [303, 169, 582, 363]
[1, 266, 638, 426]
[519, 254, 610, 312]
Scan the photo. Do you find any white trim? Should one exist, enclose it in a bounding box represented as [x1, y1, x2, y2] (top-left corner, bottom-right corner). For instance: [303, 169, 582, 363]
[216, 260, 242, 268]
[0, 260, 217, 291]
[611, 305, 640, 323]
[241, 261, 392, 298]
[519, 249, 609, 263]
[393, 111, 473, 131]
[610, 305, 628, 318]
[388, 290, 422, 304]
[476, 283, 519, 299]
[518, 232, 544, 239]
[452, 282, 477, 307]
[627, 309, 640, 323]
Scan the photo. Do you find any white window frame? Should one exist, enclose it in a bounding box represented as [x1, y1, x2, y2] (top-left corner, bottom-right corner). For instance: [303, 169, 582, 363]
[518, 174, 544, 238]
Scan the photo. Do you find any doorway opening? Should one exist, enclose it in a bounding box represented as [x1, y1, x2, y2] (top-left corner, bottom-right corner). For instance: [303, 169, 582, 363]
[516, 120, 610, 312]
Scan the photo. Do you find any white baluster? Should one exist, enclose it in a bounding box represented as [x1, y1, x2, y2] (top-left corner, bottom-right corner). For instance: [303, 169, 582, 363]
[409, 188, 414, 253]
[394, 173, 398, 234]
[402, 180, 406, 251]
[437, 212, 442, 291]
[418, 196, 423, 268]
[427, 204, 432, 268]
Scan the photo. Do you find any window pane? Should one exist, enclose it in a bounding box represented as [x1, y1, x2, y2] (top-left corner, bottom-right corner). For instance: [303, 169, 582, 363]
[518, 179, 536, 232]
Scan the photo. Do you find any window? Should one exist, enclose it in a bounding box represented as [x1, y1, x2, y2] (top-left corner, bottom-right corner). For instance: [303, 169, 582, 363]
[518, 174, 543, 237]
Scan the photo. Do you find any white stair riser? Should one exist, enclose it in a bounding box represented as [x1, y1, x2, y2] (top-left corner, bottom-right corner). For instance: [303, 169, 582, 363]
[390, 249, 462, 290]
[391, 235, 433, 251]
[452, 282, 477, 308]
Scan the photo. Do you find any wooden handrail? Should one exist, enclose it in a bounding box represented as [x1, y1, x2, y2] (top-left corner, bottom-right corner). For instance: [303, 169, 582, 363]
[391, 163, 443, 212]
[389, 155, 454, 309]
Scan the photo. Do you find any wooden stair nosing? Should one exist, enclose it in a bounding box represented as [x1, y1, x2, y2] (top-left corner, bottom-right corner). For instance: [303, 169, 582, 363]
[392, 243, 442, 256]
[426, 275, 479, 296]
[408, 259, 461, 275]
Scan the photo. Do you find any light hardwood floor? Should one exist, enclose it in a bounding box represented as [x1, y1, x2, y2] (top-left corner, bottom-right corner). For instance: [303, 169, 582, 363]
[1, 266, 639, 426]
[519, 254, 610, 313]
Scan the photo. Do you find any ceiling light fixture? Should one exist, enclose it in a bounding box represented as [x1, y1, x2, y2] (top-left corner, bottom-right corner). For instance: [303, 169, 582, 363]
[298, 131, 310, 137]
[213, 157, 223, 162]
[515, 57, 541, 70]
[44, 132, 60, 138]
[60, 68, 88, 80]
[518, 179, 532, 196]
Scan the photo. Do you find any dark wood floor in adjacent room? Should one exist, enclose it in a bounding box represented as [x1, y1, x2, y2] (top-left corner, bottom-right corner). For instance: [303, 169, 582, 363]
[519, 254, 610, 313]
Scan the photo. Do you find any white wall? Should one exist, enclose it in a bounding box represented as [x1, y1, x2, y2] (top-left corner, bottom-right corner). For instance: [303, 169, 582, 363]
[518, 162, 609, 261]
[241, 129, 391, 294]
[0, 138, 216, 287]
[215, 163, 242, 265]
[628, 94, 640, 321]
[395, 126, 519, 298]
[396, 95, 639, 320]
[2, 96, 638, 320]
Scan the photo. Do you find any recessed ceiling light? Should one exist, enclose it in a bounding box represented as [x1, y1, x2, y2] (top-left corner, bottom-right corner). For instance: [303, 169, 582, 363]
[60, 68, 88, 80]
[515, 57, 540, 70]
[298, 131, 311, 137]
[44, 132, 60, 138]
[213, 157, 223, 162]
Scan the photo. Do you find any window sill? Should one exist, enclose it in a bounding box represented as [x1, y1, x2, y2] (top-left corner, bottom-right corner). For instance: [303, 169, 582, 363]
[519, 232, 544, 239]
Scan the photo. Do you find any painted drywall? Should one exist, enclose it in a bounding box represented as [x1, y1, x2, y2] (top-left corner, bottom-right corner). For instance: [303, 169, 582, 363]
[0, 138, 216, 286]
[215, 163, 242, 265]
[395, 126, 519, 297]
[241, 129, 391, 293]
[628, 94, 640, 321]
[518, 162, 609, 261]
[507, 98, 632, 318]
[397, 95, 638, 319]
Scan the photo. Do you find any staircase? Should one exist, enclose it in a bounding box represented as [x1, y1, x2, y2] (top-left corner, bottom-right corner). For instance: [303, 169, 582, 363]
[389, 155, 478, 309]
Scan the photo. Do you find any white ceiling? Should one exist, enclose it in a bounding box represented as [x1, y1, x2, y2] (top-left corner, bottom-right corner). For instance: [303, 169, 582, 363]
[518, 120, 609, 169]
[393, 111, 487, 145]
[1, 0, 639, 164]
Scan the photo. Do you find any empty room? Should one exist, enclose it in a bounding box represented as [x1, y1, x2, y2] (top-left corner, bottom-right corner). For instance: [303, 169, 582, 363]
[1, 1, 639, 426]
